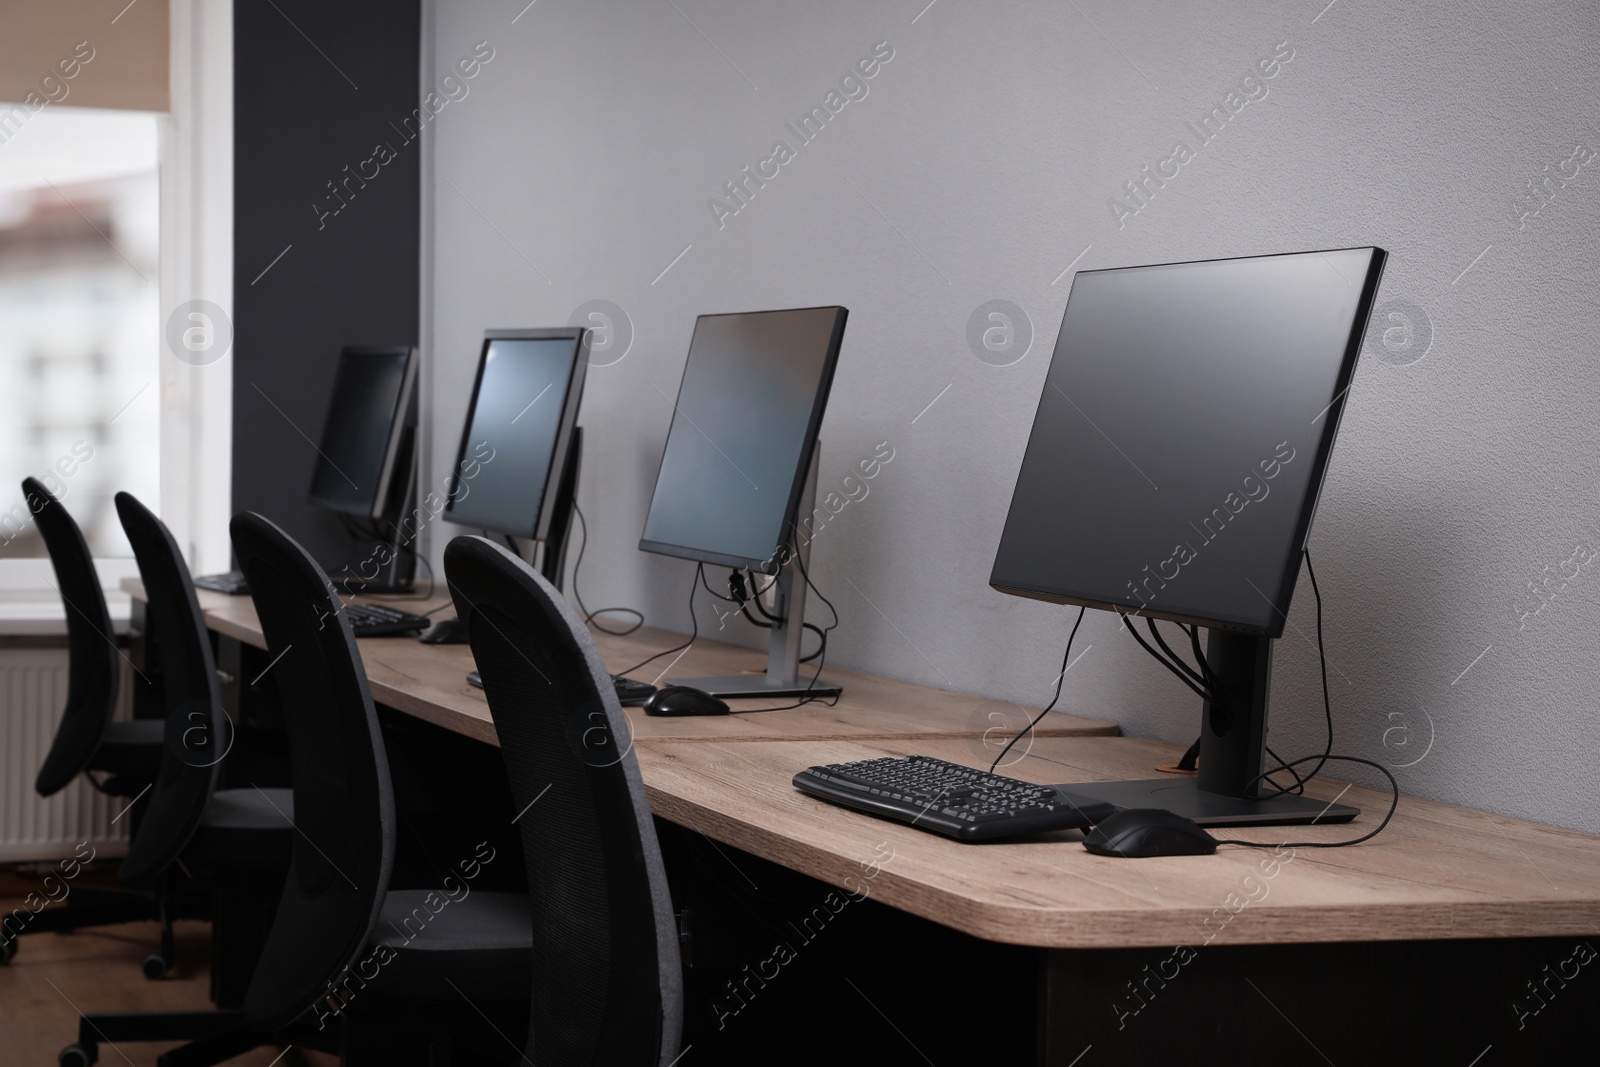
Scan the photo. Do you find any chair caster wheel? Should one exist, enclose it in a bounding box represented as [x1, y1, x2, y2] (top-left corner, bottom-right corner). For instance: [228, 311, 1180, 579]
[59, 1042, 98, 1066]
[142, 952, 171, 979]
[0, 937, 16, 964]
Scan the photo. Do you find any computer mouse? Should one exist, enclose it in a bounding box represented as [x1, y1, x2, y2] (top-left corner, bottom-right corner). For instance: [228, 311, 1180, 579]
[643, 685, 730, 717]
[1082, 808, 1219, 858]
[419, 617, 469, 644]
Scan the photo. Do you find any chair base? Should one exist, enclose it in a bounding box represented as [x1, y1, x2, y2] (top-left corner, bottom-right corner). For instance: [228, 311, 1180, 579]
[3, 886, 174, 979]
[70, 1010, 258, 1067]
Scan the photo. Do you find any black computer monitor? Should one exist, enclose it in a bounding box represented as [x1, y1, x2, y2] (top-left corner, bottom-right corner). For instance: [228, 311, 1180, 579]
[640, 306, 847, 572]
[307, 344, 418, 521]
[442, 329, 588, 583]
[991, 247, 1386, 826]
[640, 306, 848, 699]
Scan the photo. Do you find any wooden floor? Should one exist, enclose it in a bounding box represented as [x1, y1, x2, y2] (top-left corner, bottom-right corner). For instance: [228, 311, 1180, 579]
[0, 875, 336, 1066]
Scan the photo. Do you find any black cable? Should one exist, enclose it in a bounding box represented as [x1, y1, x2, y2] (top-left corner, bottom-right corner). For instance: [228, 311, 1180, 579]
[747, 586, 782, 625]
[1241, 548, 1335, 791]
[1263, 744, 1306, 795]
[608, 563, 697, 681]
[745, 550, 841, 713]
[1148, 619, 1207, 689]
[700, 567, 741, 603]
[570, 503, 644, 637]
[1298, 548, 1335, 784]
[1119, 613, 1217, 705]
[989, 606, 1087, 774]
[1185, 624, 1219, 693]
[1212, 754, 1399, 849]
[727, 571, 776, 629]
[1173, 549, 1397, 849]
[798, 622, 826, 663]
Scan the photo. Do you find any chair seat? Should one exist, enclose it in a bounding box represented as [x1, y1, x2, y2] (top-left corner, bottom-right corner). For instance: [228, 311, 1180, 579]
[366, 889, 533, 1001]
[184, 787, 295, 870]
[201, 788, 294, 829]
[88, 718, 164, 788]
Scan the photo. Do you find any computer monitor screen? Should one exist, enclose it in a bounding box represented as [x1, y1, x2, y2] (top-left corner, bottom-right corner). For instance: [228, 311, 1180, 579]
[307, 345, 417, 519]
[990, 248, 1385, 636]
[443, 329, 587, 539]
[640, 306, 848, 572]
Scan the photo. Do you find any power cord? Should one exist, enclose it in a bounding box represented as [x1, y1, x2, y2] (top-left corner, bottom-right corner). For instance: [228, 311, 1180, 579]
[1213, 755, 1399, 849]
[989, 606, 1086, 774]
[747, 548, 841, 712]
[571, 503, 644, 636]
[611, 564, 701, 680]
[721, 567, 826, 662]
[1117, 547, 1398, 848]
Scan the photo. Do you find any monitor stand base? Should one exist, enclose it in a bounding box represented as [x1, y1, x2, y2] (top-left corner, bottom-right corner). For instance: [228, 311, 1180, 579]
[1065, 778, 1359, 827]
[667, 673, 842, 701]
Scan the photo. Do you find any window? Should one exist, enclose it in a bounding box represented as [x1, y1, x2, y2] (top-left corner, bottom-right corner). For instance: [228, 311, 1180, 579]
[0, 107, 160, 561]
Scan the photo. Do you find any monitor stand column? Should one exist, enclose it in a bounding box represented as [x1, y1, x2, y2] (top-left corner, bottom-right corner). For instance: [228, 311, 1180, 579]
[345, 396, 419, 595]
[669, 441, 842, 701]
[1066, 629, 1359, 827]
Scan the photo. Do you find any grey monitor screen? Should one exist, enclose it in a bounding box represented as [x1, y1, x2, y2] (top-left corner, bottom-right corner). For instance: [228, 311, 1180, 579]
[444, 330, 587, 539]
[307, 346, 415, 518]
[990, 248, 1385, 637]
[640, 306, 848, 572]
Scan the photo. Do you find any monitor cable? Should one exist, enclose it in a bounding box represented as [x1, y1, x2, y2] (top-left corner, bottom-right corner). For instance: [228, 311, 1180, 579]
[1212, 754, 1399, 849]
[721, 567, 827, 663]
[988, 605, 1087, 774]
[747, 549, 841, 712]
[611, 563, 701, 680]
[1119, 549, 1398, 847]
[570, 503, 645, 636]
[1118, 615, 1306, 795]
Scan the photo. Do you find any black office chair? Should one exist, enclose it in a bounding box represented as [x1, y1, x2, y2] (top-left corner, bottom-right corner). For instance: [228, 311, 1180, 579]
[1, 479, 163, 970]
[26, 476, 161, 797]
[113, 493, 297, 989]
[445, 534, 684, 1065]
[66, 512, 531, 1067]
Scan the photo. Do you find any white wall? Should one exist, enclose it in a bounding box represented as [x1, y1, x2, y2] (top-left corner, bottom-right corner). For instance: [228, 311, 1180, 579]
[423, 0, 1600, 832]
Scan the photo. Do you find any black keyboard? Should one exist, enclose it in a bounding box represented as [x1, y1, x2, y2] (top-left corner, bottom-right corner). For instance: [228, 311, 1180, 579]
[194, 571, 249, 595]
[466, 669, 658, 706]
[612, 676, 658, 706]
[793, 755, 1116, 842]
[344, 603, 431, 636]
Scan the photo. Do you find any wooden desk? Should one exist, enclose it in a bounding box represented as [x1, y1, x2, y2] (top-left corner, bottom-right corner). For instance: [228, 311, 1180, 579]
[642, 733, 1600, 1062]
[133, 580, 1120, 746]
[639, 733, 1600, 950]
[136, 584, 1600, 1061]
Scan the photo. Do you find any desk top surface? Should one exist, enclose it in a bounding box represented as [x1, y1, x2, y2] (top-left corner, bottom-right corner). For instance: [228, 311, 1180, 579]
[136, 581, 1119, 746]
[638, 733, 1600, 949]
[137, 584, 1600, 950]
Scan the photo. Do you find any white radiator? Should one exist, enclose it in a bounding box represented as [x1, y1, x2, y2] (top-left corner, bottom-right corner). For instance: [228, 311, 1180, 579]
[0, 647, 131, 863]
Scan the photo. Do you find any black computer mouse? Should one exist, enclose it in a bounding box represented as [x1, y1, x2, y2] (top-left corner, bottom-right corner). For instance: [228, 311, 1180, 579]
[643, 685, 730, 717]
[1082, 808, 1219, 858]
[419, 617, 469, 644]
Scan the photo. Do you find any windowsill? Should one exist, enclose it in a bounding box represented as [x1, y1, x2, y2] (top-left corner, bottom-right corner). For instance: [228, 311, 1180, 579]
[0, 588, 134, 636]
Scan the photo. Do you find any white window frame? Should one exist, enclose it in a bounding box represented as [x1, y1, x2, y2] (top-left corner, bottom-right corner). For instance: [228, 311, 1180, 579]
[0, 0, 232, 603]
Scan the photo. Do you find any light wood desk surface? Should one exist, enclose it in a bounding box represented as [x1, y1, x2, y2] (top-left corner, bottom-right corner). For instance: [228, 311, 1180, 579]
[146, 584, 1600, 959]
[637, 733, 1600, 950]
[135, 581, 1119, 747]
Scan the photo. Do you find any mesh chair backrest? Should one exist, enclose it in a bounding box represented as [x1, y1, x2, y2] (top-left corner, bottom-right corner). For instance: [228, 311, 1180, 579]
[113, 493, 226, 886]
[229, 511, 394, 1031]
[27, 478, 121, 797]
[444, 535, 682, 1066]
